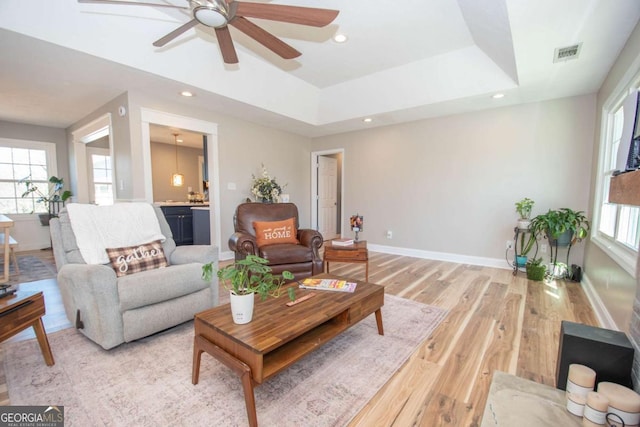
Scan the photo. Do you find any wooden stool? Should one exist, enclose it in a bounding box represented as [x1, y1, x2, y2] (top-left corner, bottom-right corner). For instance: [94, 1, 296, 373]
[0, 234, 19, 275]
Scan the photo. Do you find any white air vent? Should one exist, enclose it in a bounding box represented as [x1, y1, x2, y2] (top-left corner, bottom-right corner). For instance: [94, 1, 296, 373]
[553, 43, 582, 63]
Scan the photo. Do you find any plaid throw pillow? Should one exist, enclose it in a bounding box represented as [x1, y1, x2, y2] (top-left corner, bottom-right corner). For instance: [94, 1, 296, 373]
[106, 240, 168, 277]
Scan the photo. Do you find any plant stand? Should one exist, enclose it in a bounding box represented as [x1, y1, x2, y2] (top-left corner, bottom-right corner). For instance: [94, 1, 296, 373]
[508, 226, 538, 276]
[547, 237, 573, 279]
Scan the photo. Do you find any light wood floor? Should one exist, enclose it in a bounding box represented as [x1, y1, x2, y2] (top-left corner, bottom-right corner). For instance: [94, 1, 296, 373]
[3, 249, 597, 425]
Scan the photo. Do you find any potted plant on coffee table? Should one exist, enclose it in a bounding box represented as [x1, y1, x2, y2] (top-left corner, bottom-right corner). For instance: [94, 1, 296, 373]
[20, 175, 72, 226]
[202, 255, 294, 324]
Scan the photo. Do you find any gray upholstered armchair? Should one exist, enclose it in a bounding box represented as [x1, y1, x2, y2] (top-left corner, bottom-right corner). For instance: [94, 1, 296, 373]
[49, 204, 218, 350]
[229, 202, 324, 280]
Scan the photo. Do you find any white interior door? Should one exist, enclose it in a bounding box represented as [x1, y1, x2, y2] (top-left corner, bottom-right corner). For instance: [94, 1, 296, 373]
[318, 156, 338, 240]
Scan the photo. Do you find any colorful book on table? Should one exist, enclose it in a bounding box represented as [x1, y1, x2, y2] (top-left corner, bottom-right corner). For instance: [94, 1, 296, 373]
[299, 278, 357, 293]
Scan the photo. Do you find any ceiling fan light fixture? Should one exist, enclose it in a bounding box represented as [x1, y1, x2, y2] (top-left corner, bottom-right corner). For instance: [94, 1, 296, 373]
[193, 1, 229, 28]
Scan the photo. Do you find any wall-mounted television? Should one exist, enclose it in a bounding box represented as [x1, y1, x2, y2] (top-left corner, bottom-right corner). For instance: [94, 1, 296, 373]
[616, 90, 640, 172]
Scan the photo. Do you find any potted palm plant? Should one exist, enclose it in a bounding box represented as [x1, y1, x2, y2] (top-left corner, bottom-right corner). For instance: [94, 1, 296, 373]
[202, 255, 294, 324]
[20, 175, 73, 226]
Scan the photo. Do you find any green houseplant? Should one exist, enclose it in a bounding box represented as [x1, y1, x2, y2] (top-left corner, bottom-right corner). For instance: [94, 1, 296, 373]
[515, 197, 535, 229]
[530, 208, 590, 276]
[20, 175, 73, 226]
[525, 257, 546, 281]
[202, 255, 294, 324]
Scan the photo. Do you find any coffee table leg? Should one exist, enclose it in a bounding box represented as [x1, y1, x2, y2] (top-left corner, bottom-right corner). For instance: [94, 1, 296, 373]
[193, 335, 259, 427]
[192, 340, 203, 385]
[32, 319, 54, 366]
[374, 308, 384, 335]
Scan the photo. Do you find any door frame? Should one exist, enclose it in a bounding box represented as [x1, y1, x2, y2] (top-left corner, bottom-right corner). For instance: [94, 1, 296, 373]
[70, 113, 115, 204]
[140, 108, 221, 255]
[311, 149, 344, 236]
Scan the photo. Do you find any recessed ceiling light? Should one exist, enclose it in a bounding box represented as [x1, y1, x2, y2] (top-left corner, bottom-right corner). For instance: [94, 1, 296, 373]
[333, 34, 348, 43]
[492, 93, 505, 99]
[177, 139, 184, 143]
[180, 91, 194, 97]
[363, 118, 373, 123]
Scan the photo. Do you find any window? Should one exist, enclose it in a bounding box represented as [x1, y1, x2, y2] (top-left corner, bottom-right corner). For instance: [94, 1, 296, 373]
[0, 139, 57, 215]
[89, 152, 113, 206]
[593, 84, 640, 276]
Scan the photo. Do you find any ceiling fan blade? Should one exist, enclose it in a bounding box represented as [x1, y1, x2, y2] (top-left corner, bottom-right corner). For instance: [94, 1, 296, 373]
[153, 19, 199, 47]
[234, 2, 339, 27]
[78, 0, 188, 9]
[214, 26, 239, 64]
[230, 17, 300, 59]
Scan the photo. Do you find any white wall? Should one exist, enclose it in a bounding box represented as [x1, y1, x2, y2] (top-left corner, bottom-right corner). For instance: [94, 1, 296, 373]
[312, 95, 596, 266]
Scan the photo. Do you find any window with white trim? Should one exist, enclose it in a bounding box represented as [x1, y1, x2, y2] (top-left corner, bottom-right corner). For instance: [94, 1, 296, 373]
[87, 148, 114, 206]
[593, 82, 640, 276]
[0, 139, 58, 215]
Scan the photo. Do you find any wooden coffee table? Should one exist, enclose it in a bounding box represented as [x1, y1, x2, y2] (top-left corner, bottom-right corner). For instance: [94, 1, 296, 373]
[192, 273, 384, 427]
[0, 290, 54, 366]
[324, 240, 369, 281]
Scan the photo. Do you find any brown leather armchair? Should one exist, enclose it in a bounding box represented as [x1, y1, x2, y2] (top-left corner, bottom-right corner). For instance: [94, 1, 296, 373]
[229, 202, 324, 280]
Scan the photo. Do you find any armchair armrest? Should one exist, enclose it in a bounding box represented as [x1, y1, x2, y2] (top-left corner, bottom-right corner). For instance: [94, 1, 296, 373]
[298, 229, 324, 251]
[229, 232, 258, 257]
[170, 245, 218, 265]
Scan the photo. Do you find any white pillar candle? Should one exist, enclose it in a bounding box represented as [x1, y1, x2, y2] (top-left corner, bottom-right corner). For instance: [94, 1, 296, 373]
[567, 364, 596, 397]
[583, 391, 609, 426]
[597, 382, 640, 427]
[567, 392, 587, 417]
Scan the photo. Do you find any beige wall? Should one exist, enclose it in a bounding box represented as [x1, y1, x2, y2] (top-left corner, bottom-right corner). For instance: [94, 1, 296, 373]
[584, 20, 640, 332]
[312, 95, 596, 263]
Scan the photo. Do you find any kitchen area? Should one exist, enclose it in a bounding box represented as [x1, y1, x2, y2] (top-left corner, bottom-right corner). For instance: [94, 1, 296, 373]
[150, 124, 212, 246]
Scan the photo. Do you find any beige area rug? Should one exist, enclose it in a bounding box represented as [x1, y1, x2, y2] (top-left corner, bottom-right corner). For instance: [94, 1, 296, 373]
[2, 295, 447, 426]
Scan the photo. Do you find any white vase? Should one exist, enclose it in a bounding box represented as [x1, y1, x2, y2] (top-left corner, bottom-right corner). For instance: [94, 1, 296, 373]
[229, 291, 255, 324]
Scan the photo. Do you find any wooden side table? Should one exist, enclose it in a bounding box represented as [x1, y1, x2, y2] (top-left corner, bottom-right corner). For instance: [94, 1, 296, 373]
[0, 291, 55, 366]
[0, 214, 14, 284]
[323, 240, 369, 281]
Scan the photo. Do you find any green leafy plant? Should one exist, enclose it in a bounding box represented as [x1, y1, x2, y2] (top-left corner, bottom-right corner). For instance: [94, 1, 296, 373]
[530, 208, 590, 269]
[20, 175, 72, 214]
[202, 254, 295, 301]
[525, 257, 546, 281]
[515, 197, 535, 220]
[531, 208, 590, 242]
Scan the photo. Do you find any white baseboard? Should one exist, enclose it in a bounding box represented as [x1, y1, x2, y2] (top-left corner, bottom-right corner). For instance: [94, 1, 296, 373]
[220, 250, 234, 261]
[581, 272, 618, 330]
[367, 243, 511, 270]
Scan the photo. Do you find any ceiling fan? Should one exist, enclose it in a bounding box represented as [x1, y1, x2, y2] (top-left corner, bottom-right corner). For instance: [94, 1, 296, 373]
[78, 0, 339, 64]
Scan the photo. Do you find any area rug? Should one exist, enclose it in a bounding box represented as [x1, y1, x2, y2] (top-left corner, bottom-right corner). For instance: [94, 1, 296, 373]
[0, 255, 57, 286]
[2, 295, 447, 426]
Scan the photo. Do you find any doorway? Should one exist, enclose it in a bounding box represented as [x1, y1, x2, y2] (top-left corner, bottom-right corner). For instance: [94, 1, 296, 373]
[70, 113, 116, 204]
[311, 149, 344, 241]
[140, 109, 221, 255]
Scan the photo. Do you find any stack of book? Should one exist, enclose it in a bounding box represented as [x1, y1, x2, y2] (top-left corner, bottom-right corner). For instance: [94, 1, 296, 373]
[332, 238, 354, 246]
[299, 278, 357, 293]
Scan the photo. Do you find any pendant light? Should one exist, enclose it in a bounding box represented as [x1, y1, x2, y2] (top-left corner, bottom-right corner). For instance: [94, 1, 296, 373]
[171, 133, 184, 187]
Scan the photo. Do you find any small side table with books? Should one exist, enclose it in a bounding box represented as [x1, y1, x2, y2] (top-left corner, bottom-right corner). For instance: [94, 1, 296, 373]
[323, 240, 369, 281]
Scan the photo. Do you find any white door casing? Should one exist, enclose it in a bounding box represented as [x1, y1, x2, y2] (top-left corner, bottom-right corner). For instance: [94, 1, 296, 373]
[318, 156, 338, 240]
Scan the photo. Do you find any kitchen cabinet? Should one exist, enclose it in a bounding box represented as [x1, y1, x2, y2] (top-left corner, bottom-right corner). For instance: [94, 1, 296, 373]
[160, 205, 194, 246]
[192, 207, 210, 245]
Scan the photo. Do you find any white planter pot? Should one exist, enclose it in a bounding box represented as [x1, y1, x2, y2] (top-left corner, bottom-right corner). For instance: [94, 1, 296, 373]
[517, 219, 531, 230]
[229, 291, 255, 324]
